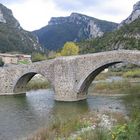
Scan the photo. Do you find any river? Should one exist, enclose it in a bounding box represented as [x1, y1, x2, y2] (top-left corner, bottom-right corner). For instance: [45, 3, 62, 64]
[0, 88, 131, 140]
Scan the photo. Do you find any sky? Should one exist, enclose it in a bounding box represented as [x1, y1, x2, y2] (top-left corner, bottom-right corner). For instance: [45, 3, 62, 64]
[0, 0, 139, 31]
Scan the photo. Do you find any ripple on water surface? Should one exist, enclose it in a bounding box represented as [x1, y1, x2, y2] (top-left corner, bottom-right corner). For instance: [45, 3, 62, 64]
[0, 89, 127, 140]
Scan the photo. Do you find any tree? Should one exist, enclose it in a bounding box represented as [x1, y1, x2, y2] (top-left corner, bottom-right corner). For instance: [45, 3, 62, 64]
[55, 52, 61, 58]
[61, 42, 79, 56]
[0, 58, 4, 67]
[31, 52, 47, 62]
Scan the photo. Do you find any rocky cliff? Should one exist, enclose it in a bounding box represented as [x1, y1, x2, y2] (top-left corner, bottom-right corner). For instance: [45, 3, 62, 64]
[79, 1, 140, 54]
[119, 1, 140, 28]
[33, 13, 118, 50]
[0, 3, 43, 54]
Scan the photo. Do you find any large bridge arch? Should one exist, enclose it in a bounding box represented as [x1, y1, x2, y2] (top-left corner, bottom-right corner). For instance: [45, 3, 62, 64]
[77, 61, 121, 95]
[76, 51, 140, 99]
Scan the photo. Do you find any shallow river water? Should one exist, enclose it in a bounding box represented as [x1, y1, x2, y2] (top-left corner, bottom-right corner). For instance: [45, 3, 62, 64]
[0, 89, 129, 140]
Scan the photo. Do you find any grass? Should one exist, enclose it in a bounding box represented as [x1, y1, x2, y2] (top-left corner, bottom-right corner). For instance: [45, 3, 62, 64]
[77, 92, 140, 140]
[28, 111, 128, 140]
[26, 80, 50, 91]
[75, 128, 109, 140]
[18, 60, 30, 65]
[25, 74, 51, 91]
[95, 68, 140, 81]
[92, 80, 131, 93]
[123, 69, 140, 78]
[94, 71, 123, 81]
[110, 100, 140, 140]
[28, 115, 93, 140]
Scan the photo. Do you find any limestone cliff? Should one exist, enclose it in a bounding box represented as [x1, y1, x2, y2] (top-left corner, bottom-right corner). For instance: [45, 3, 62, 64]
[119, 1, 140, 28]
[0, 3, 43, 54]
[34, 13, 118, 50]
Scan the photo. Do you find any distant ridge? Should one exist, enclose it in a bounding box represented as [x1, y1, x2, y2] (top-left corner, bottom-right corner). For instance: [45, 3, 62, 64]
[33, 13, 118, 50]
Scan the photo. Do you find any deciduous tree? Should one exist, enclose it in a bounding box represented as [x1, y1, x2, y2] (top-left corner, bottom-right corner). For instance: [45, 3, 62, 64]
[61, 42, 79, 56]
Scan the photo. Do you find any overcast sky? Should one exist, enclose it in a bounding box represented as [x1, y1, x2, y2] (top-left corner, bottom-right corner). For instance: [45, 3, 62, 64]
[0, 0, 138, 31]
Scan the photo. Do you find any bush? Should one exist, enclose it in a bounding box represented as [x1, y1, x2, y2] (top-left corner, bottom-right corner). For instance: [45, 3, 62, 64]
[18, 60, 30, 65]
[123, 69, 140, 78]
[31, 52, 47, 62]
[0, 58, 4, 67]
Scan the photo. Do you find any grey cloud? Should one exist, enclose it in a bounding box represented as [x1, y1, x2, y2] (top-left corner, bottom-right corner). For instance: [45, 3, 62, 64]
[52, 0, 104, 11]
[0, 0, 23, 5]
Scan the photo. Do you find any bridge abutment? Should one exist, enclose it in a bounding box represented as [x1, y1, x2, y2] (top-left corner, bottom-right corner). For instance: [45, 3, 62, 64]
[53, 57, 86, 101]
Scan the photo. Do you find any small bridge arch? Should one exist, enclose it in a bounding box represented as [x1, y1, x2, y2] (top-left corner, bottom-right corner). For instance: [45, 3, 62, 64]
[13, 71, 52, 94]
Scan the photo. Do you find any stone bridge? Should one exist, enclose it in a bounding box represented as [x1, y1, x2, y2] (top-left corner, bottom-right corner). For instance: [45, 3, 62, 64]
[0, 50, 140, 101]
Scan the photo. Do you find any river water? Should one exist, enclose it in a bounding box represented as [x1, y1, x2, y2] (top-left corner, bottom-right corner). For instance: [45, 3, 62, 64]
[0, 88, 129, 140]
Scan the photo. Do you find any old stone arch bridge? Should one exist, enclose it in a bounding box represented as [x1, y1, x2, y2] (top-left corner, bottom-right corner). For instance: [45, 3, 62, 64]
[0, 50, 140, 101]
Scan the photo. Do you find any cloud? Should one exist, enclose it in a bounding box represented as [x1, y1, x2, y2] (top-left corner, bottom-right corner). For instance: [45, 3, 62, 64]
[0, 0, 23, 5]
[4, 0, 65, 31]
[52, 0, 104, 11]
[0, 0, 139, 31]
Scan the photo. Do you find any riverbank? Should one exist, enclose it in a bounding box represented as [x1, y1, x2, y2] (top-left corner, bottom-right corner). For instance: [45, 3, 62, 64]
[26, 69, 140, 140]
[26, 77, 140, 140]
[28, 111, 126, 140]
[89, 80, 140, 95]
[27, 91, 140, 140]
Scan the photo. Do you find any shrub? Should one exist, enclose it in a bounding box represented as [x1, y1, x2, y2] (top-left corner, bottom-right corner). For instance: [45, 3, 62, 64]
[123, 69, 140, 78]
[18, 60, 30, 65]
[0, 58, 4, 67]
[31, 52, 47, 62]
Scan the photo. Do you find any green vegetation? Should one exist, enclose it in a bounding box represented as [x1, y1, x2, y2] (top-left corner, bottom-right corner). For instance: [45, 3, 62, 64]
[29, 89, 140, 140]
[0, 23, 42, 54]
[31, 52, 47, 62]
[78, 19, 140, 54]
[26, 68, 140, 140]
[0, 58, 4, 66]
[46, 42, 79, 59]
[0, 4, 42, 54]
[28, 115, 92, 140]
[18, 60, 30, 65]
[26, 81, 50, 91]
[90, 68, 140, 94]
[93, 80, 131, 93]
[110, 92, 140, 140]
[61, 42, 79, 56]
[123, 69, 140, 78]
[33, 13, 117, 51]
[26, 74, 50, 91]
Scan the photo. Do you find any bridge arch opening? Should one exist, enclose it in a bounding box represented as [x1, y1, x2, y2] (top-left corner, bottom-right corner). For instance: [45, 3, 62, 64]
[13, 72, 52, 94]
[77, 61, 140, 97]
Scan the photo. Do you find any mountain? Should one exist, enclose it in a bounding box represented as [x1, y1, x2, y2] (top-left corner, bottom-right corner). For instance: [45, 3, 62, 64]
[33, 13, 118, 50]
[119, 1, 140, 28]
[0, 3, 43, 54]
[78, 1, 140, 54]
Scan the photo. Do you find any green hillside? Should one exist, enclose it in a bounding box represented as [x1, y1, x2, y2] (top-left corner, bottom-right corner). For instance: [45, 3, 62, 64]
[33, 13, 118, 51]
[0, 3, 42, 54]
[79, 18, 140, 54]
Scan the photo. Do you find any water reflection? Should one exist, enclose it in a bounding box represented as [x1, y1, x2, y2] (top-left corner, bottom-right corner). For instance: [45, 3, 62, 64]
[52, 100, 89, 120]
[0, 89, 127, 140]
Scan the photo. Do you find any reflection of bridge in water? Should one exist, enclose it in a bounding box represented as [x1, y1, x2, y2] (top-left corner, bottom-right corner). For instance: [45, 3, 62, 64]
[0, 50, 140, 101]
